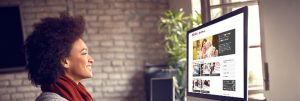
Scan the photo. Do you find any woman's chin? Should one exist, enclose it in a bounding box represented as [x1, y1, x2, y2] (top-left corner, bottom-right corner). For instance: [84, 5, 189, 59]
[85, 66, 93, 78]
[79, 72, 93, 79]
[84, 71, 93, 78]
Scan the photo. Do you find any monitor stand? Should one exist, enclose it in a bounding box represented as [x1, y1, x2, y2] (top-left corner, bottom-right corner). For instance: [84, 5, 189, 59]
[187, 96, 218, 101]
[187, 96, 266, 101]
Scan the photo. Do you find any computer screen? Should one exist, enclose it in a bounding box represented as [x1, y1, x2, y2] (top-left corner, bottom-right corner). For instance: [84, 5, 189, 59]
[187, 6, 248, 101]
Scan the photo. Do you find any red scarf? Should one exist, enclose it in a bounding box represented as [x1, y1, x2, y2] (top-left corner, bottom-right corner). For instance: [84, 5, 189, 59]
[41, 75, 93, 101]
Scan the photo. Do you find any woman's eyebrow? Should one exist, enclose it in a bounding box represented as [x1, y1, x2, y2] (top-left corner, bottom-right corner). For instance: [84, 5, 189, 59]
[80, 48, 88, 52]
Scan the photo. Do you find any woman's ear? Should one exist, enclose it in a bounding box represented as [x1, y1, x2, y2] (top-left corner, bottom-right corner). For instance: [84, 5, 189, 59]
[61, 58, 70, 69]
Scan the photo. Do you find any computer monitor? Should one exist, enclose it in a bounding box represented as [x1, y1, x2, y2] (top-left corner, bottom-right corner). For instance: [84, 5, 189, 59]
[187, 6, 248, 101]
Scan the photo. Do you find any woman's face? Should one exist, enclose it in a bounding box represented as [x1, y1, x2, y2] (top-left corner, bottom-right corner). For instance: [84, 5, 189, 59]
[64, 38, 94, 82]
[202, 40, 206, 48]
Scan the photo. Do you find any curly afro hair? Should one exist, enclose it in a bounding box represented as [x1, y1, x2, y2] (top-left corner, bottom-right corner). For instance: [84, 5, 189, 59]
[25, 14, 85, 86]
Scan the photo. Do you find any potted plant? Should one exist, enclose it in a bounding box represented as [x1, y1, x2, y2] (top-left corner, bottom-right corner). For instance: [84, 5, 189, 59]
[159, 9, 201, 101]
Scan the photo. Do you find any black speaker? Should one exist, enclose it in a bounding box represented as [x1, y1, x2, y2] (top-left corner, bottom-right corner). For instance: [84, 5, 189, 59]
[151, 78, 174, 101]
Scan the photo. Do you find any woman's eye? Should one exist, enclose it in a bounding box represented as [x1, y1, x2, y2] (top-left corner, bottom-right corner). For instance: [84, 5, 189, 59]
[81, 52, 88, 55]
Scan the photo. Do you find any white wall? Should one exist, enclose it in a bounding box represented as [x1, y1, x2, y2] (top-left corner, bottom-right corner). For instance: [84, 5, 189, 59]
[259, 0, 300, 101]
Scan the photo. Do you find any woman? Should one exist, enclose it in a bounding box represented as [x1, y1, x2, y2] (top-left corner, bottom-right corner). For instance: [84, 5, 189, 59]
[25, 14, 94, 101]
[200, 39, 207, 59]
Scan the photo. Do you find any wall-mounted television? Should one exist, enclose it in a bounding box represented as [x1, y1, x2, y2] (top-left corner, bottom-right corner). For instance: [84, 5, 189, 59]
[0, 6, 26, 72]
[187, 6, 248, 101]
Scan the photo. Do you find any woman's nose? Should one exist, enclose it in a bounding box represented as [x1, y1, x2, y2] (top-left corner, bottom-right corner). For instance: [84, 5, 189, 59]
[88, 55, 94, 63]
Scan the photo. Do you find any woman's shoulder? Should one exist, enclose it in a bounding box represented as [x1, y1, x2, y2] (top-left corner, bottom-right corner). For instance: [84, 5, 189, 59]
[36, 92, 68, 101]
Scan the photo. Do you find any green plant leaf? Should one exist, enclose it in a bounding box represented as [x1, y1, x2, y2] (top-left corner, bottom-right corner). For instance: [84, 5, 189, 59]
[159, 9, 201, 101]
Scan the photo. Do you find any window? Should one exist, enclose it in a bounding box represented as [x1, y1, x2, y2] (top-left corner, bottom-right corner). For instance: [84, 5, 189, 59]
[205, 0, 263, 86]
[199, 0, 265, 99]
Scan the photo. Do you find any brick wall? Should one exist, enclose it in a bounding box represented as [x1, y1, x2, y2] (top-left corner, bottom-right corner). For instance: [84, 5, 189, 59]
[0, 0, 169, 101]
